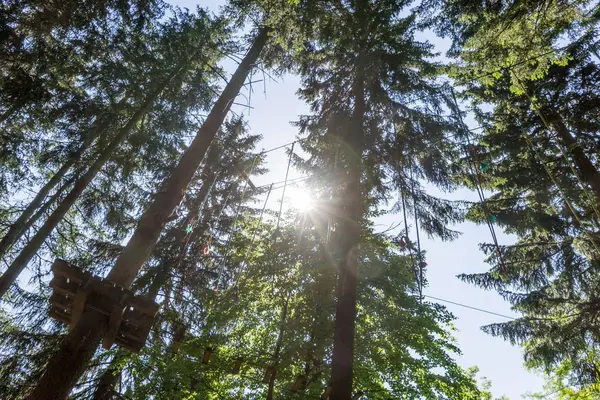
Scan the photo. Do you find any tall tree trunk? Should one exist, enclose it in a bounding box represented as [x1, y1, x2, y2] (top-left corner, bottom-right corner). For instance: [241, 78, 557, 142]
[91, 152, 220, 399]
[267, 296, 289, 400]
[92, 353, 124, 400]
[92, 259, 173, 399]
[542, 106, 600, 205]
[330, 55, 365, 400]
[8, 172, 77, 247]
[0, 64, 187, 298]
[26, 28, 270, 400]
[0, 120, 107, 259]
[266, 368, 277, 400]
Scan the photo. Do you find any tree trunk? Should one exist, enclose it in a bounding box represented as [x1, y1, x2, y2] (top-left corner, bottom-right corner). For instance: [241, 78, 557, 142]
[92, 258, 173, 399]
[0, 120, 106, 259]
[105, 28, 269, 289]
[92, 354, 123, 400]
[329, 55, 365, 400]
[266, 368, 277, 400]
[7, 172, 77, 249]
[27, 28, 270, 400]
[0, 64, 187, 298]
[542, 107, 600, 205]
[267, 296, 289, 400]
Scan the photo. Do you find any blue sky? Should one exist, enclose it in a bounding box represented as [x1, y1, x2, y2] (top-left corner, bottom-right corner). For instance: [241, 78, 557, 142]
[168, 0, 547, 397]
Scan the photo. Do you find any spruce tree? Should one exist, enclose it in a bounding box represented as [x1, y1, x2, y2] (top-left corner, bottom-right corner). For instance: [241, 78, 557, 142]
[444, 20, 600, 392]
[292, 0, 471, 397]
[0, 8, 226, 297]
[25, 2, 300, 395]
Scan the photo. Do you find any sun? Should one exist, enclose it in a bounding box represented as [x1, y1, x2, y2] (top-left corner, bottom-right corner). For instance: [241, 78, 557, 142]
[288, 186, 315, 212]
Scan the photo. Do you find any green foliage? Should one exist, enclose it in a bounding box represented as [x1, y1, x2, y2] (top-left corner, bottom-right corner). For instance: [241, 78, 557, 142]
[437, 2, 600, 392]
[525, 356, 600, 399]
[424, 0, 598, 91]
[0, 0, 517, 398]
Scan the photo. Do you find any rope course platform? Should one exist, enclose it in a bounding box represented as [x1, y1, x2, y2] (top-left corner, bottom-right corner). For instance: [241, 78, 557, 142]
[48, 259, 159, 352]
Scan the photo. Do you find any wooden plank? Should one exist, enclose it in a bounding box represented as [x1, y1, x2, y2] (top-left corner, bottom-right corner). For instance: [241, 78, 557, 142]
[51, 259, 71, 277]
[51, 259, 90, 284]
[115, 336, 144, 353]
[49, 276, 79, 295]
[121, 308, 150, 327]
[102, 303, 126, 350]
[128, 295, 160, 315]
[118, 323, 145, 342]
[49, 293, 71, 309]
[69, 285, 92, 332]
[48, 309, 71, 324]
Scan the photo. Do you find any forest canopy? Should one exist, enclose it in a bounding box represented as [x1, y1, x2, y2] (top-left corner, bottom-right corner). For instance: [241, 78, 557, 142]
[0, 0, 599, 399]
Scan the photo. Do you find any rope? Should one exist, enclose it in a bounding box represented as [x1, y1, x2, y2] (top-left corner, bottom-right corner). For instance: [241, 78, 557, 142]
[513, 72, 600, 225]
[451, 89, 508, 272]
[215, 155, 262, 291]
[239, 183, 274, 275]
[510, 75, 600, 256]
[400, 187, 418, 293]
[410, 171, 424, 303]
[276, 143, 295, 231]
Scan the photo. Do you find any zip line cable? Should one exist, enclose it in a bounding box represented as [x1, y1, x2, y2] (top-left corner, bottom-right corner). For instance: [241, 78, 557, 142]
[513, 72, 600, 225]
[410, 169, 425, 303]
[254, 125, 486, 159]
[509, 74, 600, 256]
[451, 89, 507, 272]
[424, 295, 516, 320]
[400, 188, 419, 293]
[276, 143, 295, 231]
[215, 155, 262, 291]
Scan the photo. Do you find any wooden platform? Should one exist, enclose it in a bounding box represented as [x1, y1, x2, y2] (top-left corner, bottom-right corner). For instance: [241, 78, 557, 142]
[48, 259, 159, 352]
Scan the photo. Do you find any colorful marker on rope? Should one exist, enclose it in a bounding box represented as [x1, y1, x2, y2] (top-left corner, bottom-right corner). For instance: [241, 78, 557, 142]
[490, 215, 497, 223]
[479, 162, 489, 171]
[186, 225, 193, 234]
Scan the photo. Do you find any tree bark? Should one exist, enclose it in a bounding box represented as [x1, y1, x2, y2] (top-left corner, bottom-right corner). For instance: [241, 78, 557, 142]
[0, 64, 187, 298]
[6, 172, 77, 249]
[92, 259, 172, 399]
[330, 54, 365, 400]
[92, 354, 123, 400]
[0, 120, 106, 259]
[267, 296, 289, 400]
[266, 368, 277, 400]
[26, 28, 270, 400]
[542, 107, 600, 204]
[105, 28, 269, 289]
